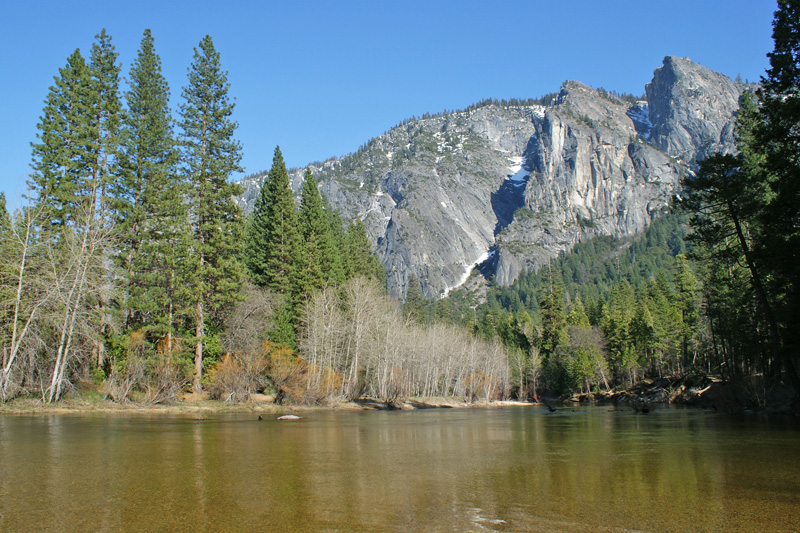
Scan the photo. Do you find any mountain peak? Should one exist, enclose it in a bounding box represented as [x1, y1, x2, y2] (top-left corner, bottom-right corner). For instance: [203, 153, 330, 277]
[646, 55, 743, 162]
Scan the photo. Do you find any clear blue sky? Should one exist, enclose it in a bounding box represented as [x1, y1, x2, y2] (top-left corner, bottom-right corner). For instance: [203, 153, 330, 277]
[0, 0, 778, 210]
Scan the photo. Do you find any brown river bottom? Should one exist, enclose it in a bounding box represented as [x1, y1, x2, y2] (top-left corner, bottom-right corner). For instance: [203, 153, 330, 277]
[1, 406, 798, 531]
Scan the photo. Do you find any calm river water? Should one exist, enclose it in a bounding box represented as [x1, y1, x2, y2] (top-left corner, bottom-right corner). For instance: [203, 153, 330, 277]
[1, 406, 799, 531]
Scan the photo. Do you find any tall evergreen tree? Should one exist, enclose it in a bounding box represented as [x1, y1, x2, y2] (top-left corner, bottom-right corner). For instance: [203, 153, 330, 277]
[326, 204, 349, 283]
[346, 218, 384, 281]
[298, 169, 343, 292]
[86, 29, 122, 221]
[755, 0, 800, 390]
[567, 298, 590, 327]
[539, 267, 568, 357]
[683, 155, 781, 376]
[297, 170, 324, 295]
[29, 49, 93, 227]
[179, 35, 245, 393]
[673, 254, 699, 367]
[115, 29, 189, 347]
[403, 273, 426, 323]
[244, 175, 272, 288]
[246, 146, 301, 296]
[600, 280, 636, 371]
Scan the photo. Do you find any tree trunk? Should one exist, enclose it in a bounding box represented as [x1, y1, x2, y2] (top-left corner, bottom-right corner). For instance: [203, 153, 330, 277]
[194, 300, 204, 394]
[728, 199, 800, 395]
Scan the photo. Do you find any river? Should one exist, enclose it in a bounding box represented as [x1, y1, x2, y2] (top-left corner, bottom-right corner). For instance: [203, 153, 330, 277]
[1, 406, 799, 531]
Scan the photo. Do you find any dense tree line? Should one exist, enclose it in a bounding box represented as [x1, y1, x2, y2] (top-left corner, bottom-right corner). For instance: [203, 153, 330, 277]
[433, 218, 700, 399]
[0, 30, 247, 402]
[0, 29, 509, 406]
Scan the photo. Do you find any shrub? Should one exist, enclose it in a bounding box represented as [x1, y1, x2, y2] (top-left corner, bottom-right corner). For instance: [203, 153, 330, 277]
[207, 351, 269, 402]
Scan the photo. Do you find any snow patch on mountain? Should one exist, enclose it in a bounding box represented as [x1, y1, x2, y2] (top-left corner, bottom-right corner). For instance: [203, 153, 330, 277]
[506, 156, 529, 182]
[440, 249, 490, 298]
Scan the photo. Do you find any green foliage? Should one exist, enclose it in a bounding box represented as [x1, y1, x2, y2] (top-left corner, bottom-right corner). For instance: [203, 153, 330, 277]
[679, 1, 800, 393]
[86, 29, 122, 220]
[488, 213, 689, 315]
[29, 48, 93, 227]
[454, 212, 701, 396]
[115, 29, 190, 345]
[180, 33, 246, 321]
[298, 170, 343, 291]
[324, 201, 348, 285]
[245, 151, 384, 350]
[246, 146, 301, 297]
[346, 219, 385, 281]
[403, 273, 425, 322]
[538, 267, 568, 357]
[90, 366, 106, 384]
[28, 30, 124, 228]
[179, 34, 246, 391]
[754, 0, 800, 388]
[269, 302, 298, 351]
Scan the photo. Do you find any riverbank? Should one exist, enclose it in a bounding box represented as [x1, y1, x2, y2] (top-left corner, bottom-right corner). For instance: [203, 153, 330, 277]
[567, 373, 799, 416]
[0, 387, 535, 416]
[2, 374, 796, 416]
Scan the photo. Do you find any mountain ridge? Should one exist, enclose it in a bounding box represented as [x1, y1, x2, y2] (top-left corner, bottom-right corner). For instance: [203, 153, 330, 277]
[237, 56, 750, 299]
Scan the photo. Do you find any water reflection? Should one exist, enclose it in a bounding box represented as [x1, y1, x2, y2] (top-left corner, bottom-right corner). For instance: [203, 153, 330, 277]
[1, 408, 799, 531]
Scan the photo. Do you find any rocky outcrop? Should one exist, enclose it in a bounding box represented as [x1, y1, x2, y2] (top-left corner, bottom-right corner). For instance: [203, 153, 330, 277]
[237, 57, 749, 299]
[491, 82, 685, 285]
[646, 56, 745, 163]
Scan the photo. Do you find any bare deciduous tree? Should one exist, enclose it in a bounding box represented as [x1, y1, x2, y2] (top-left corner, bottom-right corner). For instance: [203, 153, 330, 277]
[296, 276, 511, 405]
[0, 205, 52, 400]
[44, 212, 114, 402]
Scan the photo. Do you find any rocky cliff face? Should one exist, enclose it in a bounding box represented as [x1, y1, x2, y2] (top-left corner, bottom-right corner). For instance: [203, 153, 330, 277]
[490, 81, 686, 285]
[237, 57, 749, 299]
[646, 56, 743, 163]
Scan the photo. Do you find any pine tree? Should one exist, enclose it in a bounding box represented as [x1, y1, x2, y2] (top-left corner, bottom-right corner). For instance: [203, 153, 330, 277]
[326, 204, 348, 283]
[539, 267, 568, 357]
[646, 279, 682, 375]
[403, 273, 426, 322]
[29, 49, 93, 227]
[244, 173, 272, 288]
[179, 35, 245, 393]
[567, 298, 590, 327]
[246, 146, 301, 297]
[755, 0, 800, 390]
[346, 218, 384, 281]
[673, 254, 699, 367]
[86, 29, 122, 220]
[297, 170, 327, 294]
[600, 280, 635, 370]
[115, 29, 189, 347]
[297, 169, 345, 293]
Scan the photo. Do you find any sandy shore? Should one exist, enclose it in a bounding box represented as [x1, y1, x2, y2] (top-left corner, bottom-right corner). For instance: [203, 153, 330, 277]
[0, 392, 537, 416]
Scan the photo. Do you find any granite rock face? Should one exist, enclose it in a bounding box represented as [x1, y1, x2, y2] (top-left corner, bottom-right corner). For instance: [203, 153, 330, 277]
[491, 81, 685, 286]
[237, 57, 749, 299]
[646, 56, 743, 163]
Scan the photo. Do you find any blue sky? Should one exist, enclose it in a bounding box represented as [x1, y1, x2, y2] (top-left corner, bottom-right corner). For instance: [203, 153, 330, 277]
[0, 0, 778, 210]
